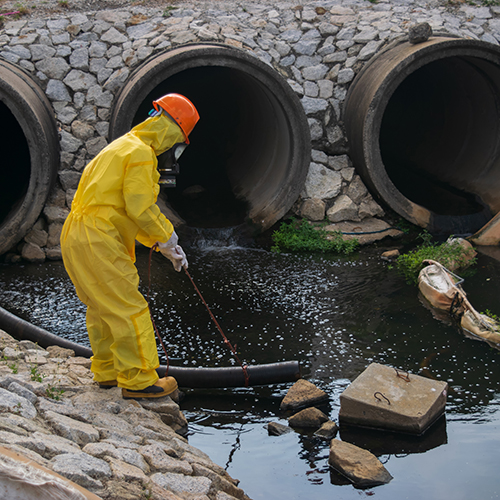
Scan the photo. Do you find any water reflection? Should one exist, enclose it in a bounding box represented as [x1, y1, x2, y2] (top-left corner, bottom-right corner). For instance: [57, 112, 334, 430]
[1, 242, 500, 499]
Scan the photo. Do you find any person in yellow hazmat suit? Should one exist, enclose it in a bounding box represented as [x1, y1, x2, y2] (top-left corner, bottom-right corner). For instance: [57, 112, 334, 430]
[60, 93, 200, 400]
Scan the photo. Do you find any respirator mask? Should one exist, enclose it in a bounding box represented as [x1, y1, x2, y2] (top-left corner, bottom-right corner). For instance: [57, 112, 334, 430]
[148, 108, 187, 187]
[157, 142, 187, 187]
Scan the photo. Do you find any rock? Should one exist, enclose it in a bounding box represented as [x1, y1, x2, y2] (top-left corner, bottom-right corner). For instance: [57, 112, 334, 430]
[409, 22, 433, 44]
[20, 242, 45, 263]
[0, 388, 37, 419]
[445, 237, 477, 270]
[280, 379, 329, 411]
[139, 398, 188, 431]
[44, 410, 100, 446]
[46, 346, 75, 358]
[24, 227, 48, 247]
[139, 444, 193, 475]
[288, 407, 329, 429]
[359, 197, 384, 219]
[151, 471, 212, 497]
[267, 421, 293, 436]
[329, 439, 393, 487]
[7, 382, 38, 405]
[300, 198, 326, 221]
[2, 347, 23, 360]
[50, 451, 111, 487]
[327, 195, 359, 223]
[43, 206, 70, 225]
[381, 249, 400, 262]
[314, 420, 338, 440]
[303, 163, 342, 200]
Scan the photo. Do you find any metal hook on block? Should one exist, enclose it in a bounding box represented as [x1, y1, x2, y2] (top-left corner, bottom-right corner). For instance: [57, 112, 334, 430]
[374, 391, 391, 405]
[394, 367, 410, 382]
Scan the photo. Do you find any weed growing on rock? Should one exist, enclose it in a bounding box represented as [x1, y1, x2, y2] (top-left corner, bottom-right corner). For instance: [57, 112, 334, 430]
[46, 384, 65, 400]
[7, 361, 18, 374]
[393, 231, 477, 284]
[30, 364, 45, 383]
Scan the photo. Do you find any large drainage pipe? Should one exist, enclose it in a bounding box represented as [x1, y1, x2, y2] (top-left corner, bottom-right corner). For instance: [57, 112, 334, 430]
[344, 37, 500, 235]
[109, 43, 311, 233]
[0, 305, 301, 388]
[0, 59, 59, 255]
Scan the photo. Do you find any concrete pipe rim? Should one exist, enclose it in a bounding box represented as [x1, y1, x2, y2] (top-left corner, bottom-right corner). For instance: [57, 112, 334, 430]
[109, 43, 311, 233]
[345, 37, 500, 234]
[0, 60, 59, 256]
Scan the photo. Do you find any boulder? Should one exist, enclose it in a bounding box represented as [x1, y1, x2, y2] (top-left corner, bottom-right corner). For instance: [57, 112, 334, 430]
[280, 379, 328, 411]
[288, 407, 329, 429]
[329, 439, 393, 487]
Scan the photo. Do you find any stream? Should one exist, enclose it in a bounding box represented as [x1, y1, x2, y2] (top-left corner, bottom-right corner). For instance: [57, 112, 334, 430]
[0, 238, 499, 500]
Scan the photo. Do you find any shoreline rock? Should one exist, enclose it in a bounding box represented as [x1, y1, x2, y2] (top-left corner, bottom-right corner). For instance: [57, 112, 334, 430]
[0, 328, 251, 500]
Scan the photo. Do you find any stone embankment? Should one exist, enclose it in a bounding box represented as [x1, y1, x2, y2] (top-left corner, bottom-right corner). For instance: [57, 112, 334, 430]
[0, 328, 251, 500]
[3, 0, 500, 261]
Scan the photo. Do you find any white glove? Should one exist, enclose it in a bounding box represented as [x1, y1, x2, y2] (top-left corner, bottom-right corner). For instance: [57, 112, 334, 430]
[158, 244, 188, 272]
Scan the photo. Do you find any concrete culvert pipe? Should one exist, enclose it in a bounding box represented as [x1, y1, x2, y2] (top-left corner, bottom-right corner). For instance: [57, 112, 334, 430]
[109, 43, 311, 233]
[0, 59, 59, 255]
[344, 37, 500, 235]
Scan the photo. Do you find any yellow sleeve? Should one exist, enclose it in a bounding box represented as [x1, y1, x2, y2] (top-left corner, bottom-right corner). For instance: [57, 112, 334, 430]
[123, 152, 174, 246]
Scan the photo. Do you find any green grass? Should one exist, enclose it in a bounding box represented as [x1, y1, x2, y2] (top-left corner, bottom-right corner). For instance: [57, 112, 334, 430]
[271, 218, 359, 255]
[393, 231, 477, 284]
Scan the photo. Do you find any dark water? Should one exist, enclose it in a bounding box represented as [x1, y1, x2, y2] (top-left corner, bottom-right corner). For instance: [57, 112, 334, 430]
[0, 240, 499, 500]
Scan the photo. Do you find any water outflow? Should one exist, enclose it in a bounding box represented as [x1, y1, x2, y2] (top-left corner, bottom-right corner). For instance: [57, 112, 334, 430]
[183, 226, 252, 252]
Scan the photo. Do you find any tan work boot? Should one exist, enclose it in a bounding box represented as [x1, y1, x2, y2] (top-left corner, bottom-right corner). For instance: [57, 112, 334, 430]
[122, 377, 178, 400]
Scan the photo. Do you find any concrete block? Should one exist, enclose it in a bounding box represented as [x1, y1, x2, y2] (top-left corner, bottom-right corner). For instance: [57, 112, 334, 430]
[339, 363, 448, 435]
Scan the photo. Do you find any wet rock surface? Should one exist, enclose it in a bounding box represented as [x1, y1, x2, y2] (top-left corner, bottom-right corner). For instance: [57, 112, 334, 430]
[280, 378, 329, 411]
[329, 438, 393, 488]
[0, 329, 250, 500]
[288, 406, 329, 428]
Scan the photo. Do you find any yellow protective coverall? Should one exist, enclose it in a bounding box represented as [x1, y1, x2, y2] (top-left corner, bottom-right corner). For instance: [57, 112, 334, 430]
[60, 114, 185, 390]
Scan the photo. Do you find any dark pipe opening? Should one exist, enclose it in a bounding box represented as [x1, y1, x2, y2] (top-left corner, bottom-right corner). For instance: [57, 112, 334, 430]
[110, 44, 311, 234]
[133, 66, 252, 228]
[0, 60, 59, 255]
[344, 38, 500, 235]
[0, 101, 30, 224]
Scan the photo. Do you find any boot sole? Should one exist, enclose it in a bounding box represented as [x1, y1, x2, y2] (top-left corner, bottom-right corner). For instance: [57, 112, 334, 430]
[121, 382, 178, 400]
[99, 382, 118, 389]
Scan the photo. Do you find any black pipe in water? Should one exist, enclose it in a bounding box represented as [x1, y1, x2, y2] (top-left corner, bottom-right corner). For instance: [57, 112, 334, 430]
[0, 305, 301, 388]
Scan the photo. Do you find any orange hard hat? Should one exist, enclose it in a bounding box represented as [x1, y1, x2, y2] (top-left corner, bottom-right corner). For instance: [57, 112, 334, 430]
[153, 93, 200, 144]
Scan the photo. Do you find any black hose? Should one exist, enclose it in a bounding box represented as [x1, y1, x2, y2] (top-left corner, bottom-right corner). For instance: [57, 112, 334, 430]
[0, 305, 301, 388]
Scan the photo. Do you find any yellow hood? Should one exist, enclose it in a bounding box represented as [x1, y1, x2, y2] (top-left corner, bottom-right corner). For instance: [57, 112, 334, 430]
[129, 114, 185, 156]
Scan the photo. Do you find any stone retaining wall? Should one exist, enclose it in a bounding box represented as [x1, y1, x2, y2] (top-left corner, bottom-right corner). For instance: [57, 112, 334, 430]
[2, 0, 500, 261]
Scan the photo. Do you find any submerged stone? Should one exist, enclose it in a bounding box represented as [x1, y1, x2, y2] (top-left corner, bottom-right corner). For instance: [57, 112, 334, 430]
[314, 420, 338, 440]
[329, 439, 393, 488]
[267, 421, 292, 436]
[339, 363, 448, 435]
